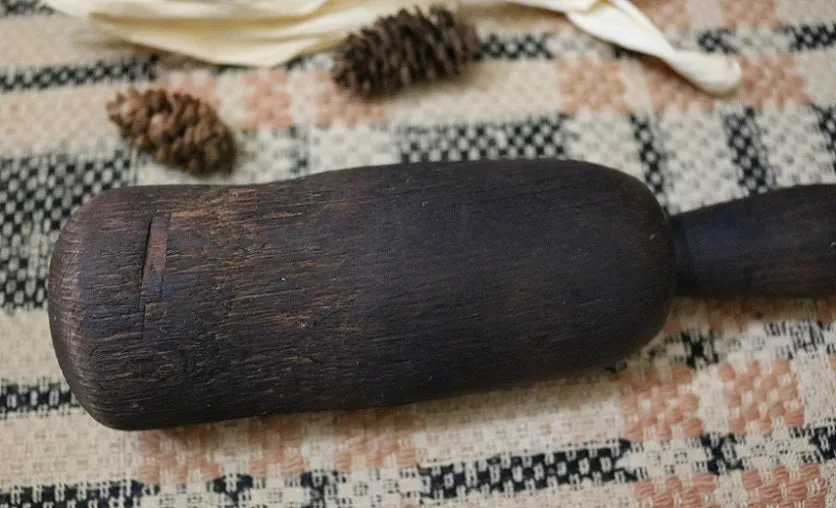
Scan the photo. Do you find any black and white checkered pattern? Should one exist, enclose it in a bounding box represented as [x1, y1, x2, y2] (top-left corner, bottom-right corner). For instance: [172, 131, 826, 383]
[2, 5, 836, 504]
[629, 114, 670, 208]
[785, 23, 836, 51]
[722, 108, 775, 194]
[813, 105, 836, 161]
[3, 421, 835, 507]
[420, 441, 637, 501]
[0, 0, 50, 16]
[765, 320, 834, 359]
[0, 480, 154, 508]
[0, 58, 158, 93]
[398, 115, 567, 163]
[0, 149, 135, 308]
[697, 29, 739, 54]
[476, 34, 554, 61]
[0, 378, 78, 418]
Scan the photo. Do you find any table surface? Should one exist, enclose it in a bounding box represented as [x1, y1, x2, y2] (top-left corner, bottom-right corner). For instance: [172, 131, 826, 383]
[2, 1, 836, 506]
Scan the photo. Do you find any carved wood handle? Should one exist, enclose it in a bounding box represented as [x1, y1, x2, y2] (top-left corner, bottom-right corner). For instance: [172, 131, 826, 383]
[672, 185, 836, 298]
[47, 159, 836, 430]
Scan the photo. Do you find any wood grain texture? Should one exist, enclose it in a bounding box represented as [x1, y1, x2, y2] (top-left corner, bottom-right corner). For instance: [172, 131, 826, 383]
[48, 159, 675, 430]
[672, 185, 836, 298]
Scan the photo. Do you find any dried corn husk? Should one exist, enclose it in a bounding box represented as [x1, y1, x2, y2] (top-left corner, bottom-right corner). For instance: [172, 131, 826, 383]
[42, 0, 741, 95]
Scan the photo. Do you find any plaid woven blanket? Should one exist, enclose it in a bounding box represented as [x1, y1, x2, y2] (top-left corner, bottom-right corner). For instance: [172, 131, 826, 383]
[2, 0, 836, 506]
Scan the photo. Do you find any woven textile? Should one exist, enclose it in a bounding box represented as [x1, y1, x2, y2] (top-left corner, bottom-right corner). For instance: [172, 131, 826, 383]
[2, 0, 836, 506]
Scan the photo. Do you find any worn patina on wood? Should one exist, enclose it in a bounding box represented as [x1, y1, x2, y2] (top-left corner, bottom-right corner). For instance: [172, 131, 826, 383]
[48, 159, 836, 430]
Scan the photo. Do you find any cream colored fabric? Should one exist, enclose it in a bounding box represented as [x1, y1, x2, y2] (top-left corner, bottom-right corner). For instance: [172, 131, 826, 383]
[40, 0, 741, 95]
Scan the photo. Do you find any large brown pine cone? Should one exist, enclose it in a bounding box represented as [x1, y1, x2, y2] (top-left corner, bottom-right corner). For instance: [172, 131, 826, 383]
[331, 5, 479, 97]
[107, 87, 236, 175]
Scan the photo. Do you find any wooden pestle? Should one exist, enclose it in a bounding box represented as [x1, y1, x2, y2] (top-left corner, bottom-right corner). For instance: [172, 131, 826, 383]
[47, 159, 836, 430]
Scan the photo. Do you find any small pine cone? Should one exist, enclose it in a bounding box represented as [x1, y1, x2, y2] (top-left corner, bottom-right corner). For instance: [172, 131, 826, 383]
[331, 5, 479, 97]
[107, 87, 235, 175]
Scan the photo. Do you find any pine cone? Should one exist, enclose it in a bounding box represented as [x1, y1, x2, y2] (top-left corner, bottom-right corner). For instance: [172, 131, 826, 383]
[107, 87, 236, 175]
[331, 5, 479, 97]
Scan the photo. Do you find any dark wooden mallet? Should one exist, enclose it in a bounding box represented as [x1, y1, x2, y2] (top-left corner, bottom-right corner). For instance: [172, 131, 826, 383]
[47, 159, 836, 430]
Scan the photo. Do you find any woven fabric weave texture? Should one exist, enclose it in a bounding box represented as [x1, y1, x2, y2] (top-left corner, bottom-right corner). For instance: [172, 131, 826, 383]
[2, 1, 836, 506]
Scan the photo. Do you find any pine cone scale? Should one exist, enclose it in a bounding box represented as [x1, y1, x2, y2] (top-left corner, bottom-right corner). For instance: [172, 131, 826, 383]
[332, 5, 478, 97]
[107, 87, 235, 175]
